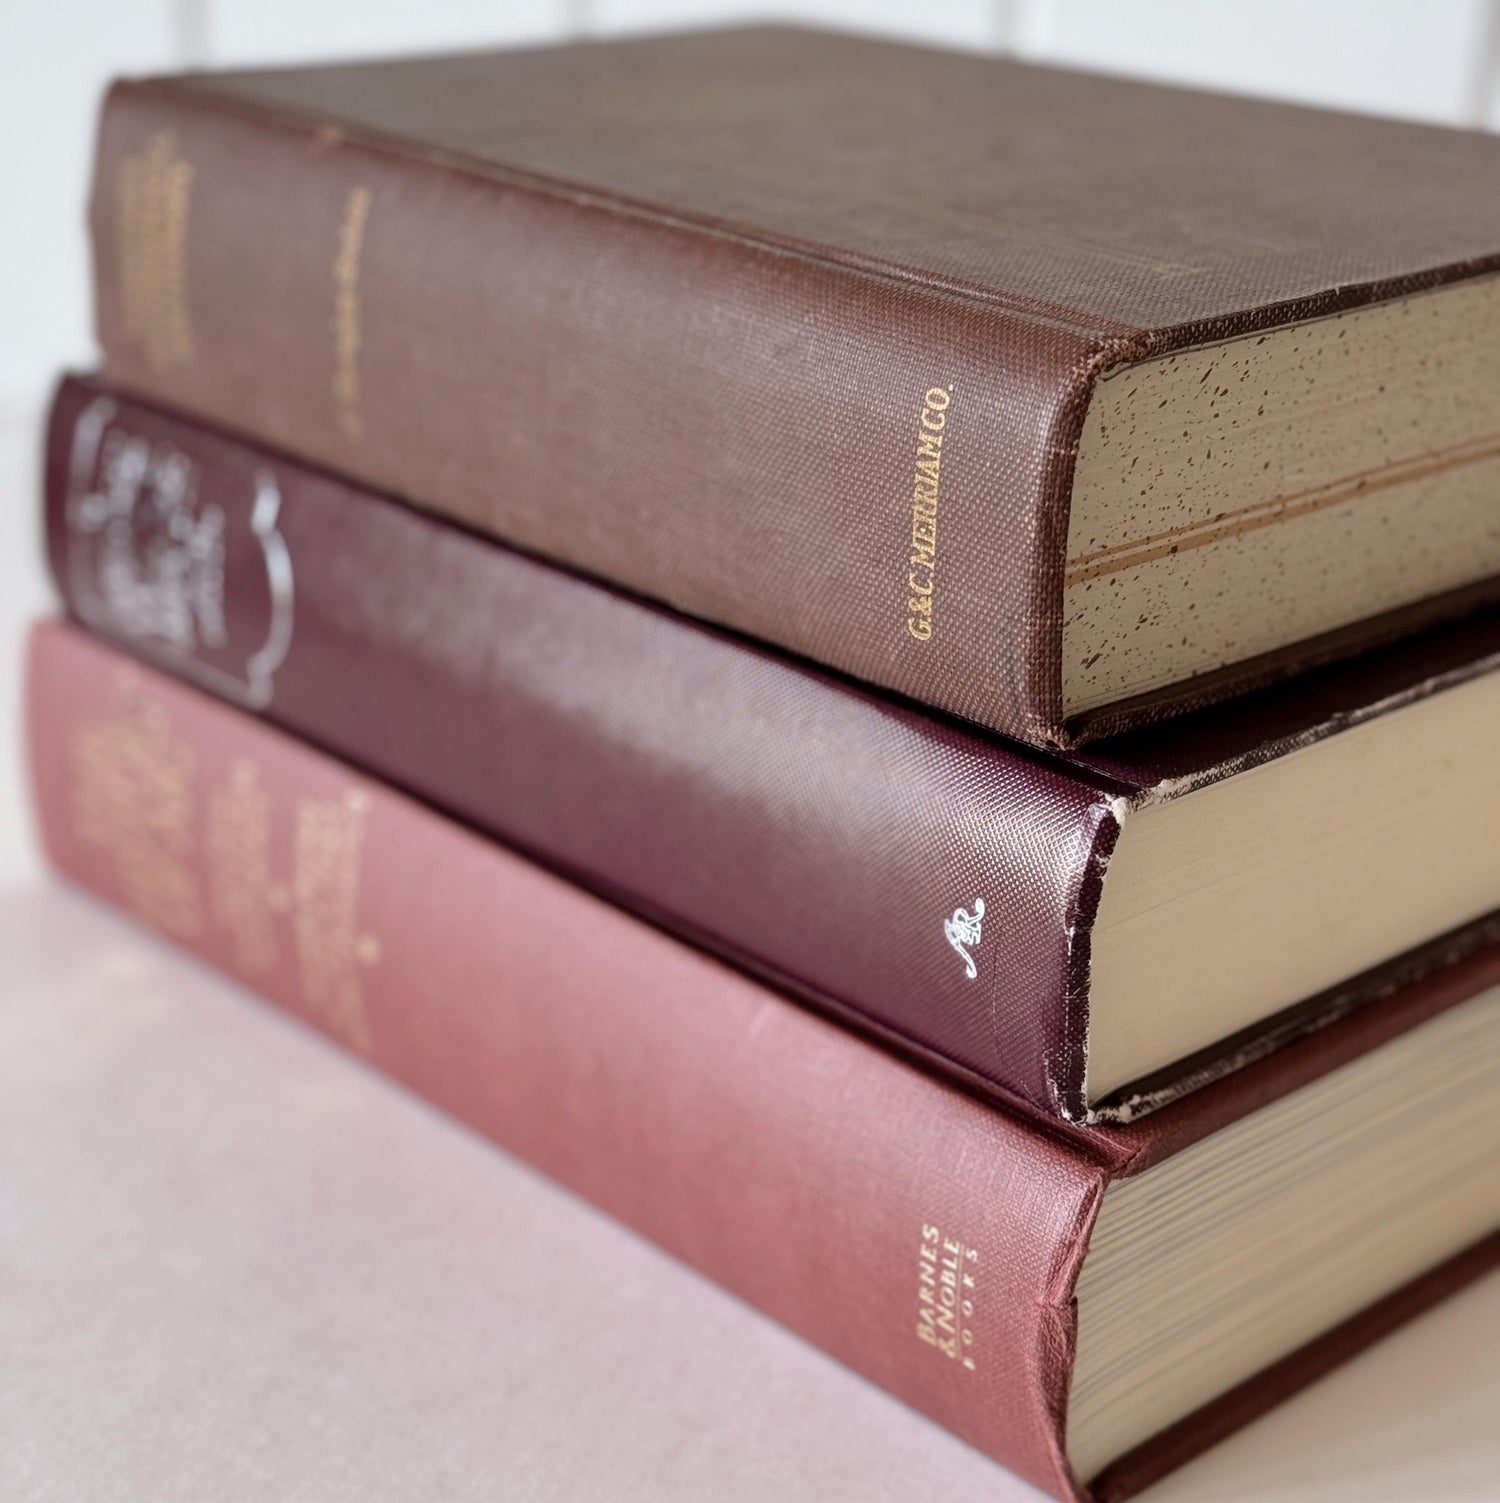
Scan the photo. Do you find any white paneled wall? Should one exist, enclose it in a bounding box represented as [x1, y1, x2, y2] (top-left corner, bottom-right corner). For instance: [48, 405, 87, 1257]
[198, 0, 575, 67]
[590, 0, 1002, 49]
[1484, 7, 1500, 125]
[0, 4, 180, 400]
[1015, 0, 1496, 125]
[2, 0, 1499, 405]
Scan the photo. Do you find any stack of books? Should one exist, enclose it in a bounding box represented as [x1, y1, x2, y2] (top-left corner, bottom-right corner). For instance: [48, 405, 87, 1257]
[28, 27, 1500, 1500]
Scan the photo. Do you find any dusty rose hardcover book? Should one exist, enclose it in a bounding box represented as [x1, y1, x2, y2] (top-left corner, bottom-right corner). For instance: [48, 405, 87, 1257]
[27, 619, 1500, 1502]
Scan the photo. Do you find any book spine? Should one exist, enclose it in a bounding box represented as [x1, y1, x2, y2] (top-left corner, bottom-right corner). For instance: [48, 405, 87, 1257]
[26, 619, 1103, 1503]
[89, 79, 1103, 744]
[45, 375, 1121, 1122]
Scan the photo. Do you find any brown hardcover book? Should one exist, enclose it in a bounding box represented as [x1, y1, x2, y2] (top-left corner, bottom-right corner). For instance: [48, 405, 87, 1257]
[26, 619, 1500, 1501]
[44, 375, 1500, 1122]
[90, 27, 1500, 746]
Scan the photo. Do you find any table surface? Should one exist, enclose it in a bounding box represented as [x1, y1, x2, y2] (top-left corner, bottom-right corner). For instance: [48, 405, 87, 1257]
[2, 401, 1496, 1503]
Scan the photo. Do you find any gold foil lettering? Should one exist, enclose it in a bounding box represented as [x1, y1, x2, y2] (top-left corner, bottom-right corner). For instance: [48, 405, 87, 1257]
[115, 132, 195, 371]
[332, 186, 373, 443]
[72, 678, 202, 937]
[292, 787, 379, 1052]
[914, 1222, 979, 1371]
[900, 385, 953, 644]
[67, 680, 383, 1056]
[206, 759, 279, 974]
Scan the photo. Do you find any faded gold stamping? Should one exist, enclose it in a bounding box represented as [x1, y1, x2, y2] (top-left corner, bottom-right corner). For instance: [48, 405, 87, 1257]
[332, 186, 373, 442]
[116, 131, 196, 371]
[915, 1222, 979, 1372]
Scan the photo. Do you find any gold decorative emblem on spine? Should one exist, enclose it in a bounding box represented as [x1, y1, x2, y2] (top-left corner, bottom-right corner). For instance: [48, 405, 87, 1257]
[115, 131, 196, 371]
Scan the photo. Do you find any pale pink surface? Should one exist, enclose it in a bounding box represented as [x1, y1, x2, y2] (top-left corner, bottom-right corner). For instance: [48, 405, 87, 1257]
[0, 881, 1495, 1503]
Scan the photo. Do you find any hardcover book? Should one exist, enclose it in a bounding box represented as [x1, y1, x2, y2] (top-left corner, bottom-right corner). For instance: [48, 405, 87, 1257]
[26, 619, 1500, 1503]
[45, 376, 1500, 1122]
[89, 27, 1500, 745]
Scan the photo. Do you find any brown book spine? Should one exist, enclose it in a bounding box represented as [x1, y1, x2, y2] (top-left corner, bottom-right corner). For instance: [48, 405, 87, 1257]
[26, 619, 1104, 1503]
[91, 77, 1100, 744]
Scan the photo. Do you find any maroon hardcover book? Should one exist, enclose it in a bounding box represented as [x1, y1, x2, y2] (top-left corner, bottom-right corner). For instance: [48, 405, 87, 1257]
[44, 376, 1500, 1123]
[26, 619, 1500, 1502]
[88, 28, 1500, 746]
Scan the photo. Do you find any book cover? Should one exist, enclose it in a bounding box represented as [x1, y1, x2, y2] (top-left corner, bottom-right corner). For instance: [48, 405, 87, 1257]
[89, 28, 1500, 744]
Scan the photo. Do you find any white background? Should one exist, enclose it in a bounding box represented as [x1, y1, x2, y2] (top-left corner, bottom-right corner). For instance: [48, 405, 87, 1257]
[0, 6, 1497, 1499]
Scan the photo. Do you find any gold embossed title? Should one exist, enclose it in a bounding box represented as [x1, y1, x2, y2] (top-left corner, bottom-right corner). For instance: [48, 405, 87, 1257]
[905, 385, 951, 642]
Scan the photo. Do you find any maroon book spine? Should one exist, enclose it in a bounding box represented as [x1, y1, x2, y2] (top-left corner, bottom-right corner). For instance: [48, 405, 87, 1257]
[44, 376, 1500, 1124]
[26, 621, 1500, 1503]
[44, 374, 1119, 1122]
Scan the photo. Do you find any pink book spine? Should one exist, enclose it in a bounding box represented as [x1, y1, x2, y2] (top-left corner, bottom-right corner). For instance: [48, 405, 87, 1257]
[25, 619, 1103, 1503]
